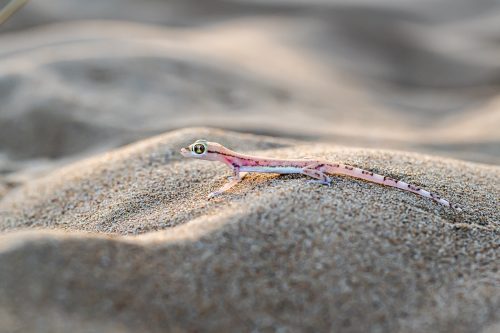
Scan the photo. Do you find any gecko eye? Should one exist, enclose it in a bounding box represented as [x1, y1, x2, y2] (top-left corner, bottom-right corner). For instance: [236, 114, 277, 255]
[192, 143, 206, 154]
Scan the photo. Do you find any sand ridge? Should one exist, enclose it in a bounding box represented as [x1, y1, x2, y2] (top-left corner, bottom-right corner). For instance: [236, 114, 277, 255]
[1, 127, 498, 234]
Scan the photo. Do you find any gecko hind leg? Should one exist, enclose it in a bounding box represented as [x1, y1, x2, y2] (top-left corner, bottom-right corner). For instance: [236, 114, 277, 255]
[302, 167, 332, 186]
[208, 172, 248, 199]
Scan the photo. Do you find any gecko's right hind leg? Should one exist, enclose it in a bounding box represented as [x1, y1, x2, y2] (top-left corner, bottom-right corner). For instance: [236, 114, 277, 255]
[302, 166, 332, 186]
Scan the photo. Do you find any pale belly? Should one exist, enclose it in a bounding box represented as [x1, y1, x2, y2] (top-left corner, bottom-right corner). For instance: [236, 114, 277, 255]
[239, 166, 302, 174]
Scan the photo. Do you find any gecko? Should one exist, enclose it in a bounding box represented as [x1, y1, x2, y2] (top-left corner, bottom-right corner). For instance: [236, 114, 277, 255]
[180, 139, 462, 211]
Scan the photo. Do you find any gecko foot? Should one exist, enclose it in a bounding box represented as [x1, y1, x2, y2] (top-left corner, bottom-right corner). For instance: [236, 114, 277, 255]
[207, 191, 222, 199]
[207, 172, 249, 200]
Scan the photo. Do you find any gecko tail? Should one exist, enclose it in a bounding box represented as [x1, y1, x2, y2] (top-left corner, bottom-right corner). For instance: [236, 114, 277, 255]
[325, 163, 462, 212]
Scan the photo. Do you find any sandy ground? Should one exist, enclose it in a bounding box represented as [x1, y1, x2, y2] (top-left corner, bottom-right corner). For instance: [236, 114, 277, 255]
[0, 1, 499, 332]
[0, 127, 499, 333]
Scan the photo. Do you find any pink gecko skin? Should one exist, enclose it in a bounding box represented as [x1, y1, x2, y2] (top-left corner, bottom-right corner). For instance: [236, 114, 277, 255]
[180, 139, 462, 211]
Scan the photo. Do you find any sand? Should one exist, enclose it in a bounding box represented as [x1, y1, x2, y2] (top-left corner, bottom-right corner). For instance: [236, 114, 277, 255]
[1, 1, 500, 332]
[0, 128, 498, 332]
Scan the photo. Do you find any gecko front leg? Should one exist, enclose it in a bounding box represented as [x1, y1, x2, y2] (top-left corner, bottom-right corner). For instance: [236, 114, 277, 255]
[208, 166, 248, 199]
[302, 164, 332, 186]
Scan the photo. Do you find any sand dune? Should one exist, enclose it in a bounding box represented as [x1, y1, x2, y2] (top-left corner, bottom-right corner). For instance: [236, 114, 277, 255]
[0, 128, 498, 332]
[1, 127, 498, 232]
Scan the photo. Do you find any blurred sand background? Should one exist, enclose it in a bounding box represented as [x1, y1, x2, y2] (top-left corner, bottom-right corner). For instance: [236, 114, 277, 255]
[0, 1, 499, 332]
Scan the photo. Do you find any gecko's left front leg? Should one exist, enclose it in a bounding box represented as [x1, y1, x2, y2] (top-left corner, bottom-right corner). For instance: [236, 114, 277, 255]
[302, 164, 332, 186]
[208, 166, 248, 199]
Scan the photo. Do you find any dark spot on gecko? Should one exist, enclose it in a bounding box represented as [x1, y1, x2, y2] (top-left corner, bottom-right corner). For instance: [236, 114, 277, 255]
[407, 184, 421, 191]
[430, 193, 441, 200]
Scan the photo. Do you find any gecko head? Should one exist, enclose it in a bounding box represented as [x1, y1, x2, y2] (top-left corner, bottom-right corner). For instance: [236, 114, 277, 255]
[180, 139, 224, 161]
[181, 139, 208, 158]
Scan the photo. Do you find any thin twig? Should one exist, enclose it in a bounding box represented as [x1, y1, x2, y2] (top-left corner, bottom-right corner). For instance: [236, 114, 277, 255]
[0, 0, 29, 26]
